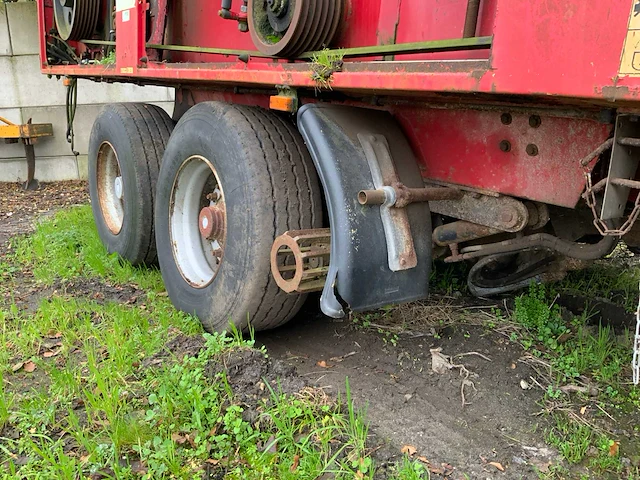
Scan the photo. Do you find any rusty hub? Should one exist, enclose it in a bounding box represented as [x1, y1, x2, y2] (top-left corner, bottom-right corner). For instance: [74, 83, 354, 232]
[199, 205, 225, 241]
[271, 229, 331, 293]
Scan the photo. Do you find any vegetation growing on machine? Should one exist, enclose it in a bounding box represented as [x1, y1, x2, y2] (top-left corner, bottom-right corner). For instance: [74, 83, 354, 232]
[310, 48, 345, 90]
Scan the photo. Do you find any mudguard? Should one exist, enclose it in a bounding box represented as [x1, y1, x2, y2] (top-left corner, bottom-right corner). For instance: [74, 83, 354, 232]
[297, 104, 432, 318]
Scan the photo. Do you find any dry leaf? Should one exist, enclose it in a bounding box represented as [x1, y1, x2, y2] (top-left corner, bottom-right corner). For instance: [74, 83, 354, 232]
[316, 360, 332, 368]
[488, 461, 505, 472]
[417, 456, 430, 464]
[580, 405, 588, 415]
[290, 454, 300, 472]
[609, 441, 619, 457]
[43, 349, 61, 358]
[205, 459, 219, 465]
[355, 471, 365, 479]
[11, 361, 24, 372]
[23, 361, 36, 373]
[401, 445, 417, 456]
[171, 433, 187, 445]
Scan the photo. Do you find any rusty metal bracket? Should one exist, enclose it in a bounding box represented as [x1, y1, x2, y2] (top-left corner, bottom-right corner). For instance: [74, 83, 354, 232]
[429, 189, 530, 233]
[358, 133, 418, 271]
[0, 116, 53, 190]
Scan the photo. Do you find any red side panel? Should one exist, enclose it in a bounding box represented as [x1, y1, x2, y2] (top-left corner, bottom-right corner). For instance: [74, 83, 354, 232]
[393, 108, 611, 207]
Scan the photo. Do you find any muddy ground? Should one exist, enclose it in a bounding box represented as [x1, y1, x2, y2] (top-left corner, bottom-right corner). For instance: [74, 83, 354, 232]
[1, 181, 636, 479]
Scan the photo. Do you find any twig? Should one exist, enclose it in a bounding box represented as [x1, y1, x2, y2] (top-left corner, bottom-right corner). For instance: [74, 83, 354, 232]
[594, 402, 616, 423]
[455, 351, 492, 362]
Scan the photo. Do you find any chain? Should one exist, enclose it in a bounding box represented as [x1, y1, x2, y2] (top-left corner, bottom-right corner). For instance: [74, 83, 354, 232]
[581, 138, 640, 236]
[634, 281, 640, 385]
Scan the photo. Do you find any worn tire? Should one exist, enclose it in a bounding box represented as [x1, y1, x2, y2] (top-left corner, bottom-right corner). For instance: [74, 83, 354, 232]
[155, 102, 322, 332]
[88, 103, 174, 265]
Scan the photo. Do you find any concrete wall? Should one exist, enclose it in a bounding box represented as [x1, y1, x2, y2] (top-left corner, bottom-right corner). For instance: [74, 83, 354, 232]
[0, 2, 174, 182]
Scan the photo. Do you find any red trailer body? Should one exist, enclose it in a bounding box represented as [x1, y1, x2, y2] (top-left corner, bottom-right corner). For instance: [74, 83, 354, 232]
[33, 0, 640, 329]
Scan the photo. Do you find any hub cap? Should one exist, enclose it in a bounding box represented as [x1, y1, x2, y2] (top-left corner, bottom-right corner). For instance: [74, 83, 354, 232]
[170, 156, 226, 288]
[96, 141, 124, 235]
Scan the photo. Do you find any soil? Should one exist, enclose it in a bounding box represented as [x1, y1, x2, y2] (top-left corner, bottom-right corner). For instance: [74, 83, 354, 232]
[0, 181, 88, 255]
[259, 305, 561, 479]
[2, 180, 637, 479]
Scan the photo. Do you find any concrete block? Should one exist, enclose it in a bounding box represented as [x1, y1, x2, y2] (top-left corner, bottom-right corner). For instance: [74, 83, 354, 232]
[76, 154, 88, 180]
[0, 107, 25, 160]
[0, 155, 79, 182]
[77, 79, 175, 105]
[0, 55, 67, 109]
[0, 57, 20, 108]
[6, 2, 39, 56]
[21, 104, 106, 158]
[0, 5, 13, 56]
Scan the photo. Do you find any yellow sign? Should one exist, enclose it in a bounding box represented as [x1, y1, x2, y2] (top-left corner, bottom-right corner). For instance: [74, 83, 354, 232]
[620, 0, 640, 75]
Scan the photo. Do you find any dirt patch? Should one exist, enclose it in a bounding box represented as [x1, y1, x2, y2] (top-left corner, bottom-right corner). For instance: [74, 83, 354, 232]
[2, 275, 145, 313]
[260, 305, 562, 479]
[0, 181, 88, 255]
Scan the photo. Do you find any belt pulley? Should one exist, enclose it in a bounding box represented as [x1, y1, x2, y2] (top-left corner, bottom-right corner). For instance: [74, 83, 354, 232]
[54, 0, 101, 41]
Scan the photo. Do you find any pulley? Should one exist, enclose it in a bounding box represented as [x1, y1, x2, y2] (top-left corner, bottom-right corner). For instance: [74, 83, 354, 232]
[248, 0, 343, 57]
[54, 0, 101, 41]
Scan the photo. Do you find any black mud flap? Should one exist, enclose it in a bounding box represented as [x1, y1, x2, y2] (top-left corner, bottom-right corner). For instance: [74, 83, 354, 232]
[297, 104, 431, 318]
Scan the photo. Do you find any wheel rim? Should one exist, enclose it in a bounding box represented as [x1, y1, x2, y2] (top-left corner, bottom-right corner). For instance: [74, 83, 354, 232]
[170, 156, 226, 288]
[96, 141, 125, 235]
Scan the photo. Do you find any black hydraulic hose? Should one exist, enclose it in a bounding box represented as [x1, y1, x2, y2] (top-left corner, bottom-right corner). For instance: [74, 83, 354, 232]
[459, 232, 618, 261]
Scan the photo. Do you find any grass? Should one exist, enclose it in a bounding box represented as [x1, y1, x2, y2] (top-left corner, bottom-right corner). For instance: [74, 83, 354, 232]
[0, 205, 429, 479]
[310, 48, 345, 90]
[510, 283, 640, 479]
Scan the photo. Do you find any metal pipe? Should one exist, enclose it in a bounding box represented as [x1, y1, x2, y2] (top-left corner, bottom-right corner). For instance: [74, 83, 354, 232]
[358, 186, 462, 206]
[453, 232, 618, 262]
[433, 221, 501, 246]
[579, 138, 613, 167]
[463, 0, 481, 38]
[618, 137, 640, 148]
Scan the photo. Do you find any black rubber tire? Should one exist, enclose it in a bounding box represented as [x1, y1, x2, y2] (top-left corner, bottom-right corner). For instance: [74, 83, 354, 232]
[88, 103, 174, 265]
[155, 102, 322, 332]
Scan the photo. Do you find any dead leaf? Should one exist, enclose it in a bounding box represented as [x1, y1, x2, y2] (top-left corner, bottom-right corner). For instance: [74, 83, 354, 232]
[430, 348, 452, 374]
[171, 433, 187, 445]
[580, 405, 588, 415]
[609, 441, 619, 457]
[23, 361, 36, 373]
[488, 461, 505, 472]
[205, 459, 219, 465]
[316, 360, 332, 368]
[355, 471, 364, 479]
[43, 349, 61, 358]
[290, 454, 300, 472]
[416, 456, 430, 464]
[401, 445, 417, 456]
[11, 361, 24, 372]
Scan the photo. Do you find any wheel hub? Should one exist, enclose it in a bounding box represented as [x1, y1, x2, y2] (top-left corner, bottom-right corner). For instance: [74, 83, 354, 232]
[114, 176, 124, 200]
[199, 205, 225, 241]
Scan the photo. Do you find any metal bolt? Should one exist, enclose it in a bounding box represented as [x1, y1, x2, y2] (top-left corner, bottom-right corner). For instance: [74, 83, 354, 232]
[500, 113, 512, 125]
[526, 144, 539, 156]
[499, 140, 512, 152]
[529, 115, 542, 128]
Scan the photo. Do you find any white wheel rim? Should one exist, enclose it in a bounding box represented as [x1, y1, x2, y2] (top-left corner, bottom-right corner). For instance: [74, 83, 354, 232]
[96, 141, 124, 235]
[170, 155, 226, 288]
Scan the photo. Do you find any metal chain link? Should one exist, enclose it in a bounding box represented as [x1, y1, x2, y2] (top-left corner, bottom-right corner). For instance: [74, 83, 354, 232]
[581, 139, 640, 236]
[634, 281, 640, 385]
